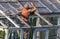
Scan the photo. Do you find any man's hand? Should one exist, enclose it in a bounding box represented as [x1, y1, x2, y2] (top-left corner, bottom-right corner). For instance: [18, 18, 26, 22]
[30, 2, 37, 12]
[31, 2, 35, 6]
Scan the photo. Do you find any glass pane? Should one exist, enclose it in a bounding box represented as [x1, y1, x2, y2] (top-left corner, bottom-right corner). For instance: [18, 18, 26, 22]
[0, 3, 17, 13]
[19, 0, 38, 1]
[40, 0, 59, 12]
[50, 0, 58, 3]
[18, 0, 28, 1]
[20, 1, 44, 7]
[29, 0, 38, 1]
[38, 8, 50, 13]
[0, 6, 4, 11]
[0, 0, 17, 2]
[33, 2, 43, 7]
[9, 3, 21, 11]
[0, 3, 10, 9]
[20, 2, 32, 8]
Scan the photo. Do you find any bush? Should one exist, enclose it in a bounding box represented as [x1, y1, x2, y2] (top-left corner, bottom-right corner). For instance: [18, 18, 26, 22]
[0, 30, 5, 38]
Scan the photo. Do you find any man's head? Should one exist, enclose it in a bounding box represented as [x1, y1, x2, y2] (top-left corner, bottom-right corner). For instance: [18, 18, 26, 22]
[24, 4, 29, 9]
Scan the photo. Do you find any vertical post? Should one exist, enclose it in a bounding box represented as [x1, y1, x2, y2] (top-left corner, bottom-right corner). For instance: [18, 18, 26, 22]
[36, 18, 41, 39]
[20, 29, 24, 39]
[33, 30, 37, 39]
[11, 30, 14, 39]
[5, 29, 9, 39]
[45, 30, 49, 39]
[57, 17, 60, 39]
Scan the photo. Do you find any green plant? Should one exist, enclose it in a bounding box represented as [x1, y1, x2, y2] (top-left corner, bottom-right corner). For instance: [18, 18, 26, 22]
[0, 30, 5, 38]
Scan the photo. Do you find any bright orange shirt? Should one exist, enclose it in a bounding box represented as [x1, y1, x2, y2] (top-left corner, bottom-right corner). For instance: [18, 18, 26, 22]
[21, 8, 31, 22]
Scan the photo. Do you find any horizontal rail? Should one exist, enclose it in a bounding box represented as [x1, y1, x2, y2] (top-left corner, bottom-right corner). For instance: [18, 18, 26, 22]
[0, 25, 59, 30]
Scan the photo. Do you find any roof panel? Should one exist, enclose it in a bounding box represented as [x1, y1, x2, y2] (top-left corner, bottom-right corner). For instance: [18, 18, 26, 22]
[0, 5, 4, 11]
[50, 0, 60, 9]
[20, 2, 32, 8]
[0, 3, 10, 9]
[9, 3, 21, 11]
[38, 8, 50, 13]
[33, 2, 43, 7]
[20, 1, 44, 8]
[0, 0, 17, 2]
[0, 3, 17, 13]
[50, 0, 58, 3]
[0, 0, 60, 14]
[18, 0, 28, 1]
[40, 0, 59, 12]
[19, 0, 38, 1]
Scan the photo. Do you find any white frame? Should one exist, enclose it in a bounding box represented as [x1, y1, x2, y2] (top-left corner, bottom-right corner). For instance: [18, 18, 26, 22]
[57, 0, 60, 3]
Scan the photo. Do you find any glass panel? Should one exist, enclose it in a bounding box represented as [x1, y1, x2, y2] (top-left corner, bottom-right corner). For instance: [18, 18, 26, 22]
[9, 3, 21, 11]
[40, 0, 59, 12]
[0, 0, 17, 2]
[0, 3, 17, 13]
[33, 2, 43, 7]
[38, 8, 50, 13]
[0, 6, 4, 11]
[19, 0, 38, 1]
[18, 0, 28, 1]
[29, 0, 38, 1]
[20, 2, 32, 8]
[50, 0, 58, 3]
[0, 3, 10, 9]
[20, 1, 44, 7]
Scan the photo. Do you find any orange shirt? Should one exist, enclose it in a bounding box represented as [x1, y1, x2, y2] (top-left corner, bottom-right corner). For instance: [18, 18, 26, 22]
[21, 8, 31, 22]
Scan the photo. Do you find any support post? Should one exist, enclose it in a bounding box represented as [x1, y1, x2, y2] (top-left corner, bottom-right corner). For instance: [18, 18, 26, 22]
[36, 18, 41, 39]
[45, 30, 49, 39]
[57, 17, 60, 39]
[33, 30, 37, 39]
[11, 30, 14, 39]
[5, 29, 9, 39]
[20, 29, 24, 39]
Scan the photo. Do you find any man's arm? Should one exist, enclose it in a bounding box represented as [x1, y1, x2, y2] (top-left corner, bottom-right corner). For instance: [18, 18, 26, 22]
[14, 11, 21, 17]
[30, 2, 37, 12]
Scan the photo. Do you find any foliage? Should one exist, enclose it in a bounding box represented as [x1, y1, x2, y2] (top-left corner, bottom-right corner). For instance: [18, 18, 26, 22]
[0, 30, 5, 38]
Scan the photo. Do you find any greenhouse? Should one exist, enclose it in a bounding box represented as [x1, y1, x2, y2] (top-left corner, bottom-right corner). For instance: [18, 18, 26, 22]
[0, 0, 60, 39]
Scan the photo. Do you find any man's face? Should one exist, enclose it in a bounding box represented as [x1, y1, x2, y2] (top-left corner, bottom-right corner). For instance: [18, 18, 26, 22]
[24, 4, 29, 9]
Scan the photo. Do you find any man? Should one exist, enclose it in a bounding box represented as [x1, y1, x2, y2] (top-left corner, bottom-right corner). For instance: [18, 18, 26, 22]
[21, 2, 37, 39]
[21, 2, 37, 25]
[15, 2, 37, 39]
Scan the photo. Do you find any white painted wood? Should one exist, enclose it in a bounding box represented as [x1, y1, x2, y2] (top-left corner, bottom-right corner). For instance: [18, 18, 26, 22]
[35, 12, 53, 26]
[0, 10, 20, 28]
[5, 29, 9, 39]
[33, 30, 37, 39]
[20, 29, 24, 39]
[45, 30, 49, 39]
[57, 17, 60, 39]
[36, 18, 41, 39]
